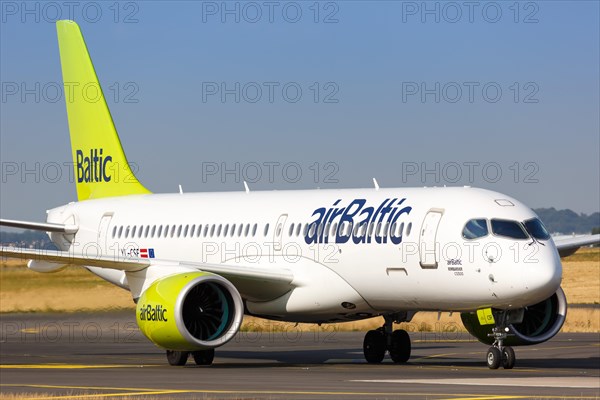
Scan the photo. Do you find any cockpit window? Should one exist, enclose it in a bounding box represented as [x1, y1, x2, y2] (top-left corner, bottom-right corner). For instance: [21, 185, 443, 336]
[491, 219, 529, 240]
[523, 218, 551, 241]
[462, 219, 489, 239]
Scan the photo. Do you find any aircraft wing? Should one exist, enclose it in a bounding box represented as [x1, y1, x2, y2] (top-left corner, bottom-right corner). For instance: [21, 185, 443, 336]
[0, 218, 78, 233]
[1, 246, 148, 271]
[554, 234, 600, 257]
[0, 246, 294, 298]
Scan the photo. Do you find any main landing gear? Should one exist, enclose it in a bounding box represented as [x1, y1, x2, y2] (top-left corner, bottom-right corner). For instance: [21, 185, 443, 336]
[486, 311, 516, 370]
[363, 314, 411, 364]
[166, 349, 215, 366]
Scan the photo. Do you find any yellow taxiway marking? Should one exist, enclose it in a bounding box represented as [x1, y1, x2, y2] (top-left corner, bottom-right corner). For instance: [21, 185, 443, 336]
[28, 391, 186, 399]
[0, 364, 160, 369]
[20, 328, 41, 334]
[439, 397, 520, 400]
[3, 384, 600, 400]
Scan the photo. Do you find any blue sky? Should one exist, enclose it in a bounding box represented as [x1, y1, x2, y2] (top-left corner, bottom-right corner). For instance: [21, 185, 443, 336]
[1, 1, 599, 221]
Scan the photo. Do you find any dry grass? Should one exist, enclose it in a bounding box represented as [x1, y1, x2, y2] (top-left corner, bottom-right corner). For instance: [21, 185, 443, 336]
[0, 261, 134, 313]
[1, 248, 598, 332]
[561, 248, 600, 305]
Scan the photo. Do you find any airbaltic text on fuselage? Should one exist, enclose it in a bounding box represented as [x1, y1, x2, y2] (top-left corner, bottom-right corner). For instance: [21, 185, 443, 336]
[305, 198, 412, 245]
[139, 304, 168, 322]
[76, 148, 112, 183]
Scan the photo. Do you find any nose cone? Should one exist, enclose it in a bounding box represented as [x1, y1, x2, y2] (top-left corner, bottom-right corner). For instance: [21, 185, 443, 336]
[523, 243, 562, 303]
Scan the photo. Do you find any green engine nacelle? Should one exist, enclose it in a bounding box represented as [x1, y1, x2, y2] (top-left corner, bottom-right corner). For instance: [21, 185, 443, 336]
[461, 287, 567, 346]
[136, 271, 244, 351]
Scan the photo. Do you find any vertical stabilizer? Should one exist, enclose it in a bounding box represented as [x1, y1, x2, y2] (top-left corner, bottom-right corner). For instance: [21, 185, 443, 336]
[56, 20, 150, 200]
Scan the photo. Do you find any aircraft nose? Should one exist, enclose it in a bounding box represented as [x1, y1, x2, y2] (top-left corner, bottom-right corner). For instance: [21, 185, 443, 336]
[523, 244, 562, 300]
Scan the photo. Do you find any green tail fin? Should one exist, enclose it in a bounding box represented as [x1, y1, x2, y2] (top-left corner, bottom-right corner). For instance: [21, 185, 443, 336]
[56, 20, 150, 201]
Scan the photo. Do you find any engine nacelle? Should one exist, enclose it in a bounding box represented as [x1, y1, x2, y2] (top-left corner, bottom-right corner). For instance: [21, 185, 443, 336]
[136, 272, 243, 351]
[461, 287, 567, 346]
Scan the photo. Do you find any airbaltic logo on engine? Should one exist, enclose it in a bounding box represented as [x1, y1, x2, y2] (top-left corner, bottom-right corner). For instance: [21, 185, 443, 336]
[139, 304, 168, 322]
[76, 148, 112, 183]
[305, 198, 412, 245]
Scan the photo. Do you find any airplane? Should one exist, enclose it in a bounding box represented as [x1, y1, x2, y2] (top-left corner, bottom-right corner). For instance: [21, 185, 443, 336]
[1, 20, 598, 370]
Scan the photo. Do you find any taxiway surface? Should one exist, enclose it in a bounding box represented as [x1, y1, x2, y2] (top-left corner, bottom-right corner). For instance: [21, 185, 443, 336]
[1, 312, 598, 399]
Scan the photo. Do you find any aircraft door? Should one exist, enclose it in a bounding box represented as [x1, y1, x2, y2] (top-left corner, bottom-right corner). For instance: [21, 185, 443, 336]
[419, 209, 444, 268]
[273, 214, 288, 251]
[97, 213, 113, 254]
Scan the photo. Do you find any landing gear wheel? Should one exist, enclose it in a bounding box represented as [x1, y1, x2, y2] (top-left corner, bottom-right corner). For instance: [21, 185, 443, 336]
[166, 350, 189, 366]
[501, 346, 515, 369]
[389, 329, 411, 363]
[192, 349, 215, 366]
[486, 347, 501, 369]
[363, 330, 386, 363]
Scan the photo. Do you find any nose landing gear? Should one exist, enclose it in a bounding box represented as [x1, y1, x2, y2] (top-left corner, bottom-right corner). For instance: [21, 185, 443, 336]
[486, 311, 516, 369]
[363, 314, 412, 364]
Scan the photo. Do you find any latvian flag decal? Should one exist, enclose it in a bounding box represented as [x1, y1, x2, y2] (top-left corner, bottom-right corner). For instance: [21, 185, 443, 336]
[140, 248, 155, 259]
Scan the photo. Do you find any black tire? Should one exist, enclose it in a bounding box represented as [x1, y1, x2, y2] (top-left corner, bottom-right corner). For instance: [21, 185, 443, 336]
[502, 346, 515, 369]
[389, 329, 411, 363]
[486, 347, 501, 369]
[192, 349, 215, 366]
[166, 350, 189, 366]
[363, 330, 386, 363]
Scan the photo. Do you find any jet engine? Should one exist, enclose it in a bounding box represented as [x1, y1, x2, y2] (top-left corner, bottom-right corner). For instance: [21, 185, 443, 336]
[461, 287, 567, 346]
[136, 272, 243, 351]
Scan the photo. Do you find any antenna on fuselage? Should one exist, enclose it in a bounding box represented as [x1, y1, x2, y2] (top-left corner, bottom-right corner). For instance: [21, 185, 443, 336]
[178, 184, 183, 194]
[243, 181, 250, 194]
[373, 178, 380, 191]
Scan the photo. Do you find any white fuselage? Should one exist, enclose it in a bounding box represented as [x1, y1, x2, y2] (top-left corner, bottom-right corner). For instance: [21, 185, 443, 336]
[45, 186, 562, 323]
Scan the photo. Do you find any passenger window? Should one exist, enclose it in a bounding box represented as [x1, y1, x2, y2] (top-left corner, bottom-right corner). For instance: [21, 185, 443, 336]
[353, 222, 360, 236]
[308, 223, 316, 237]
[331, 222, 338, 237]
[523, 218, 551, 241]
[491, 219, 529, 240]
[223, 224, 229, 237]
[462, 219, 489, 239]
[288, 223, 295, 236]
[252, 224, 258, 236]
[264, 223, 270, 236]
[112, 226, 117, 238]
[406, 222, 412, 236]
[368, 222, 375, 237]
[359, 222, 367, 237]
